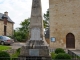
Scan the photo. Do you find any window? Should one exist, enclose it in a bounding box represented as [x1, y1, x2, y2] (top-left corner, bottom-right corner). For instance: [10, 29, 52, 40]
[4, 26, 7, 35]
[4, 26, 6, 32]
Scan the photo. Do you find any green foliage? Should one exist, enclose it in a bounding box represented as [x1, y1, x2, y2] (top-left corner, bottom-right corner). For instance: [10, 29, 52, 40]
[11, 48, 21, 58]
[0, 51, 10, 60]
[44, 9, 49, 21]
[55, 48, 65, 54]
[14, 18, 30, 42]
[16, 48, 20, 53]
[55, 53, 71, 59]
[78, 56, 80, 58]
[43, 20, 49, 29]
[43, 9, 49, 30]
[15, 35, 22, 42]
[7, 36, 13, 38]
[51, 52, 57, 59]
[11, 52, 19, 58]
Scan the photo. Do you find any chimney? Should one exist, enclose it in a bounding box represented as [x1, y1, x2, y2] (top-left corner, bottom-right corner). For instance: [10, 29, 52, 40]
[4, 11, 8, 16]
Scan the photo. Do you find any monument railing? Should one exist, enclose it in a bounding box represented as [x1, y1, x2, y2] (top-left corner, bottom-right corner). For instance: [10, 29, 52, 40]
[68, 50, 80, 60]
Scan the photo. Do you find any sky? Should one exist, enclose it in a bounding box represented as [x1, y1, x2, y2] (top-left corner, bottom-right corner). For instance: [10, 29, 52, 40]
[0, 0, 49, 29]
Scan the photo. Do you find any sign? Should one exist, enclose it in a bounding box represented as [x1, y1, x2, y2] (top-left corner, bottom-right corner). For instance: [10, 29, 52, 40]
[51, 37, 56, 42]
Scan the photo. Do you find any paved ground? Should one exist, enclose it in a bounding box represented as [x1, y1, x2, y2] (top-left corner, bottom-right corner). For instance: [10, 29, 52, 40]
[10, 42, 26, 49]
[71, 50, 80, 56]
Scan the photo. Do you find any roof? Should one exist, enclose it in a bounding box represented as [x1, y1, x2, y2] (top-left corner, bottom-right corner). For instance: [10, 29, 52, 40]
[0, 13, 14, 23]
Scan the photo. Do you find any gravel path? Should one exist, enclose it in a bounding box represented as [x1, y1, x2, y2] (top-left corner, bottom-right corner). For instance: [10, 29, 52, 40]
[10, 42, 26, 49]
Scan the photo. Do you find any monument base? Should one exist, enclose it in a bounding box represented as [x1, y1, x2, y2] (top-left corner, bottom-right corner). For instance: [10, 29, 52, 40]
[20, 46, 49, 56]
[19, 44, 51, 60]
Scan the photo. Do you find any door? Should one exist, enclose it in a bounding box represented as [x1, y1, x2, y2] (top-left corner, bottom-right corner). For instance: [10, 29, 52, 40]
[66, 33, 75, 48]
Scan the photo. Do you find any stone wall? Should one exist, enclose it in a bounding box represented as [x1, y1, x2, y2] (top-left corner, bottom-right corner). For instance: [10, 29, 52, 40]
[49, 0, 80, 49]
[0, 20, 4, 35]
[7, 22, 13, 36]
[0, 20, 13, 36]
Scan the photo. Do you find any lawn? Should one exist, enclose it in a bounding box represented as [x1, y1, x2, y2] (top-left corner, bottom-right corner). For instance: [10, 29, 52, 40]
[0, 45, 11, 51]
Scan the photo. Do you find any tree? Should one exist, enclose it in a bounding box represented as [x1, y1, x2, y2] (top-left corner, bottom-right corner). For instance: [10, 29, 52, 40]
[44, 9, 49, 21]
[14, 18, 30, 42]
[43, 9, 49, 30]
[19, 18, 30, 39]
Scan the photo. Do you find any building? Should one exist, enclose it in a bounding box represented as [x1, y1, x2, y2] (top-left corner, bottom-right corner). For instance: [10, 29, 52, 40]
[0, 11, 14, 36]
[49, 0, 80, 49]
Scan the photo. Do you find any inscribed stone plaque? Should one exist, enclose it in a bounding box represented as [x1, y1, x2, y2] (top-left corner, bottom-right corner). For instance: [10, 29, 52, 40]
[29, 49, 39, 56]
[30, 28, 42, 40]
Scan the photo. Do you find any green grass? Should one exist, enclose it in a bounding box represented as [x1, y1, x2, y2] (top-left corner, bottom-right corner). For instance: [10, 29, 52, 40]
[0, 45, 11, 51]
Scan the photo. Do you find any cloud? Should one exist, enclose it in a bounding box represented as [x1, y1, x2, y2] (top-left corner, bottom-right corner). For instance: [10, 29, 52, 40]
[0, 0, 5, 4]
[0, 0, 49, 29]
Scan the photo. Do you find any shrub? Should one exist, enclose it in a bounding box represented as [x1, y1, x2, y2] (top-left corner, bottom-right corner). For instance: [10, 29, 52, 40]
[0, 51, 10, 60]
[11, 52, 20, 58]
[16, 36, 22, 42]
[11, 48, 21, 58]
[16, 48, 21, 53]
[55, 48, 65, 54]
[55, 53, 71, 59]
[51, 52, 57, 59]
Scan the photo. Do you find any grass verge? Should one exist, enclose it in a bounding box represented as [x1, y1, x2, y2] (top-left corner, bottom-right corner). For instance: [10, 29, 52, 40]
[0, 45, 11, 51]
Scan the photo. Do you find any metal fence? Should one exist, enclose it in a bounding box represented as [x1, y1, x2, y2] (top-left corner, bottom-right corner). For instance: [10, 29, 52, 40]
[0, 57, 80, 60]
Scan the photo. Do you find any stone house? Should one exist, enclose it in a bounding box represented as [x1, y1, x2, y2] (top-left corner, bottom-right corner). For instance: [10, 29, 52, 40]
[0, 12, 14, 36]
[49, 0, 80, 49]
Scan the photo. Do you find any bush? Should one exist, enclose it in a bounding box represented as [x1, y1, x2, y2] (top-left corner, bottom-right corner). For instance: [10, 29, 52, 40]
[16, 48, 21, 53]
[0, 51, 10, 60]
[16, 36, 22, 42]
[55, 48, 65, 54]
[55, 53, 71, 59]
[51, 52, 57, 59]
[11, 48, 21, 58]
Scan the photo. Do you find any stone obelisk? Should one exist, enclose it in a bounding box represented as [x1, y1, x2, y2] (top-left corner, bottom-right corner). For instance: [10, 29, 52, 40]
[30, 0, 43, 41]
[19, 0, 50, 60]
[29, 0, 48, 45]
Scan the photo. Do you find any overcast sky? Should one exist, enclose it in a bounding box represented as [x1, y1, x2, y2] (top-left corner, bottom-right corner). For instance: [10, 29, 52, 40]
[0, 0, 49, 29]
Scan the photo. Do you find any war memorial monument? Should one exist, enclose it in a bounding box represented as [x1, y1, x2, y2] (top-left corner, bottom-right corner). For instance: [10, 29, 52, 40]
[19, 0, 50, 60]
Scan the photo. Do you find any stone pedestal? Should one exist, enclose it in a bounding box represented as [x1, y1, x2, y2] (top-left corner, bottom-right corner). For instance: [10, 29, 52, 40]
[19, 40, 51, 60]
[20, 46, 49, 56]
